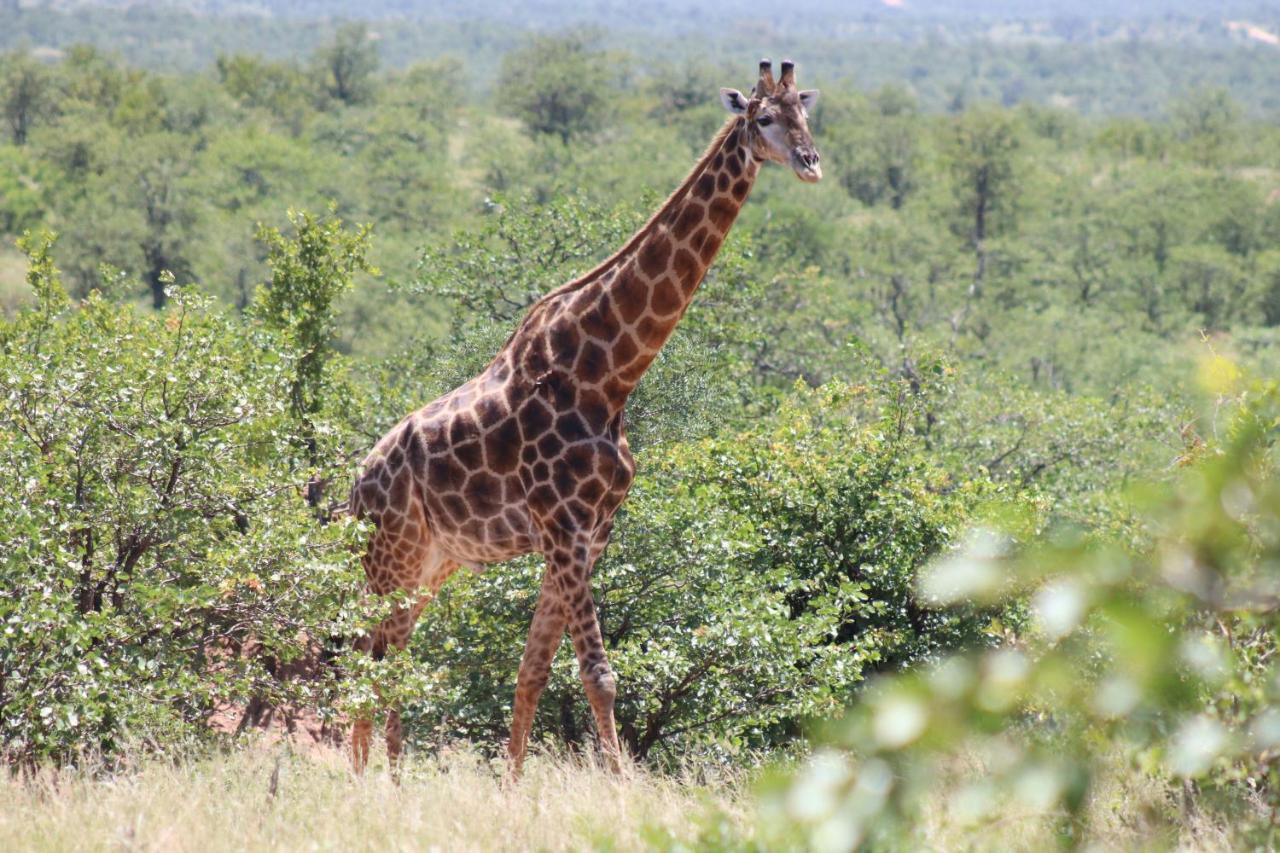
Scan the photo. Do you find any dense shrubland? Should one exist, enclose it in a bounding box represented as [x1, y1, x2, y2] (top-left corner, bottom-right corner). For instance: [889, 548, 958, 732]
[2, 16, 1280, 848]
[0, 230, 365, 764]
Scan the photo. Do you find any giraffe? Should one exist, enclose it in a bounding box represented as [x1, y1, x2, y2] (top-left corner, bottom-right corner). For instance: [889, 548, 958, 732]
[347, 58, 821, 776]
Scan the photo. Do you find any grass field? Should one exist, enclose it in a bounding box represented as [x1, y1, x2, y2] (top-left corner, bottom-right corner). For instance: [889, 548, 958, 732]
[0, 742, 1250, 852]
[0, 745, 752, 852]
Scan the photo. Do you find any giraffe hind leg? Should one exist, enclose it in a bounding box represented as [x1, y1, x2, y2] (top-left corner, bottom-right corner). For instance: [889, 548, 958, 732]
[507, 572, 569, 778]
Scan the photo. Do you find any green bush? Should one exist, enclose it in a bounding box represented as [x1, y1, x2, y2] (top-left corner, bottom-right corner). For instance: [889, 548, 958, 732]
[0, 231, 366, 766]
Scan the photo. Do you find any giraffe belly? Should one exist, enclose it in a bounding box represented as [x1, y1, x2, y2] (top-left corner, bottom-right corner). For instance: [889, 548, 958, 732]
[429, 507, 537, 570]
[414, 536, 457, 591]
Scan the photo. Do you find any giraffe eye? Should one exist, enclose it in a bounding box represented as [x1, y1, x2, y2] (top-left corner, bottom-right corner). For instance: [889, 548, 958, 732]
[757, 115, 773, 127]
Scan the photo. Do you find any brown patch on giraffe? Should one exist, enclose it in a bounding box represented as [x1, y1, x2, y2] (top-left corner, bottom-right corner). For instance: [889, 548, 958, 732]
[527, 483, 556, 512]
[537, 432, 564, 459]
[549, 374, 576, 409]
[385, 446, 404, 472]
[555, 411, 589, 443]
[503, 380, 526, 411]
[455, 441, 482, 470]
[518, 397, 553, 439]
[614, 271, 649, 324]
[406, 429, 427, 471]
[566, 286, 598, 316]
[700, 233, 723, 264]
[577, 389, 610, 431]
[388, 469, 410, 508]
[732, 179, 750, 200]
[577, 476, 606, 505]
[708, 197, 737, 231]
[429, 454, 467, 489]
[566, 499, 594, 527]
[476, 396, 506, 429]
[485, 518, 511, 541]
[423, 422, 449, 453]
[689, 227, 707, 254]
[524, 341, 550, 377]
[672, 248, 700, 291]
[673, 204, 703, 241]
[612, 332, 639, 368]
[484, 418, 522, 473]
[633, 316, 663, 349]
[725, 153, 743, 178]
[576, 341, 609, 384]
[449, 413, 478, 445]
[650, 277, 683, 316]
[618, 357, 653, 387]
[550, 320, 580, 367]
[581, 297, 621, 342]
[693, 172, 716, 200]
[440, 493, 468, 524]
[604, 376, 634, 402]
[552, 461, 577, 498]
[717, 172, 730, 192]
[638, 236, 672, 277]
[464, 471, 502, 516]
[564, 443, 594, 476]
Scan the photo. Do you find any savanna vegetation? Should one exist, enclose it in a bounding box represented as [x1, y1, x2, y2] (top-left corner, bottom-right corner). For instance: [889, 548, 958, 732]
[3, 1, 1280, 849]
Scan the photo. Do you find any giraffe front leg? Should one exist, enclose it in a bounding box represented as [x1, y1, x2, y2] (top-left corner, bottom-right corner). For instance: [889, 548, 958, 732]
[352, 717, 373, 775]
[564, 576, 624, 774]
[386, 708, 403, 774]
[349, 593, 431, 778]
[382, 594, 434, 780]
[507, 575, 568, 779]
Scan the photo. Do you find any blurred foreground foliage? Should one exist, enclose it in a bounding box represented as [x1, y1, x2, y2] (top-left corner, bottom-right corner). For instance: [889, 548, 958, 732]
[765, 368, 1280, 849]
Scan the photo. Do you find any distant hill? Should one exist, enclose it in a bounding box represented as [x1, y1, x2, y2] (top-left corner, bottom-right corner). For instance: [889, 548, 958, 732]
[19, 0, 1280, 30]
[5, 0, 1280, 116]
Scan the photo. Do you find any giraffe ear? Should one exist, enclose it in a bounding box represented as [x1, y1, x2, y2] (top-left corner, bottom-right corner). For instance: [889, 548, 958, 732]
[798, 89, 820, 111]
[720, 88, 749, 115]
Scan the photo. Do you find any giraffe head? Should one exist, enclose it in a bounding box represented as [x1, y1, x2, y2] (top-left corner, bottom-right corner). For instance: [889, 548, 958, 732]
[720, 58, 822, 183]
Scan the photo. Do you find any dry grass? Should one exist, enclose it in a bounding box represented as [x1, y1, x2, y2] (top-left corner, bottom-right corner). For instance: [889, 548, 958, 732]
[0, 745, 751, 852]
[0, 741, 1251, 852]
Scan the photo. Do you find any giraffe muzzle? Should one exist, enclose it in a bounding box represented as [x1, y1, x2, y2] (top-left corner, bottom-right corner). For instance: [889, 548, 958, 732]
[791, 148, 822, 183]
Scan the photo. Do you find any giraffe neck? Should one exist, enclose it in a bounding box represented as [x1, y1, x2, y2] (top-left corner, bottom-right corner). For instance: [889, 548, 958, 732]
[546, 117, 762, 411]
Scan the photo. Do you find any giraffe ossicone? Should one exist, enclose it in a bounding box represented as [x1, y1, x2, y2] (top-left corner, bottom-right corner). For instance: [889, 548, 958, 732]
[348, 57, 822, 777]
